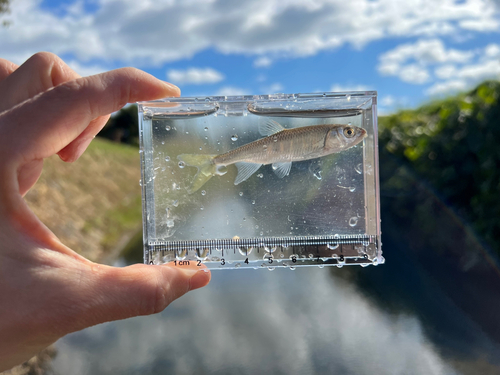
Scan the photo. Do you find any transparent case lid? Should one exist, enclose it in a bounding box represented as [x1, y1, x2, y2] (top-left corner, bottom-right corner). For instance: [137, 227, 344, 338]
[138, 91, 382, 269]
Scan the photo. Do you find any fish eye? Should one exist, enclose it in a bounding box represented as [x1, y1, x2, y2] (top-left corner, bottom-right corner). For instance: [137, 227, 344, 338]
[343, 127, 355, 138]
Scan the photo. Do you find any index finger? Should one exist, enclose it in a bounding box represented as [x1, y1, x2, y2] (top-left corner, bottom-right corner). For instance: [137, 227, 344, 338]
[0, 67, 180, 164]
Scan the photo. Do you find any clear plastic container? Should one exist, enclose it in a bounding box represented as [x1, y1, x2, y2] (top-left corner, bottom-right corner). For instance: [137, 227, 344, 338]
[138, 91, 382, 269]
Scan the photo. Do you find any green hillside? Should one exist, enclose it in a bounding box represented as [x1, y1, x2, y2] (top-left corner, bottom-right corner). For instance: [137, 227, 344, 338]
[25, 137, 143, 263]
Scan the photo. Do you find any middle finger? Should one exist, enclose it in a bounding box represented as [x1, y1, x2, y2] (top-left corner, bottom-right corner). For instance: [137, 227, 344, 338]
[0, 52, 80, 113]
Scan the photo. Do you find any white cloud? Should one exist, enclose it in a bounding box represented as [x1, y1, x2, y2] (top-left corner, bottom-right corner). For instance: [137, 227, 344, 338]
[215, 86, 250, 96]
[66, 60, 109, 77]
[399, 64, 431, 84]
[261, 82, 284, 93]
[1, 0, 499, 67]
[378, 38, 474, 84]
[378, 38, 500, 95]
[166, 67, 225, 85]
[254, 57, 273, 68]
[426, 80, 468, 95]
[426, 43, 500, 95]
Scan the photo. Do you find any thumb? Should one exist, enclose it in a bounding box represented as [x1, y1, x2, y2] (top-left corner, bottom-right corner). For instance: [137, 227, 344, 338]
[72, 263, 211, 331]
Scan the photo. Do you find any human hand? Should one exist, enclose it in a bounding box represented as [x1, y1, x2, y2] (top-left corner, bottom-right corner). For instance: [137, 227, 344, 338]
[0, 52, 211, 371]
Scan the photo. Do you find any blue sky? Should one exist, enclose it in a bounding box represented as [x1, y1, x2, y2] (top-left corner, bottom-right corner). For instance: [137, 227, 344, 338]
[1, 0, 500, 114]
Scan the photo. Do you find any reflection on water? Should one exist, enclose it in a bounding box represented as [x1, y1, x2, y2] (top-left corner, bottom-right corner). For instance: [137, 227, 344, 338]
[51, 153, 500, 374]
[54, 267, 460, 375]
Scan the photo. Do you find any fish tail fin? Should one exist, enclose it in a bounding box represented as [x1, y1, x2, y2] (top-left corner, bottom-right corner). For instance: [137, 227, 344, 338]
[177, 154, 218, 194]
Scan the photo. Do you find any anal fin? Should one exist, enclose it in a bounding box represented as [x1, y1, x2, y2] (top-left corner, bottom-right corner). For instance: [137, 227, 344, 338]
[234, 162, 262, 185]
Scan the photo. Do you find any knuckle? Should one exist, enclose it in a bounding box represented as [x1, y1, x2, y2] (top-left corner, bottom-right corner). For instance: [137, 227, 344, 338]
[27, 52, 62, 69]
[143, 271, 171, 315]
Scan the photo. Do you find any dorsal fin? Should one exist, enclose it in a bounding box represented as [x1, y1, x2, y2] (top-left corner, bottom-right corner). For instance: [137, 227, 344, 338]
[258, 119, 285, 137]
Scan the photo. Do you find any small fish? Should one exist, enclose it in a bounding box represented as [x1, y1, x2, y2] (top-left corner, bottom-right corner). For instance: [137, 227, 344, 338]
[178, 120, 366, 193]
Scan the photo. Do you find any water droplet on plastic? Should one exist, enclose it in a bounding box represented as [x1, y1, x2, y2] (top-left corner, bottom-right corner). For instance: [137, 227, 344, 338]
[196, 247, 209, 260]
[201, 190, 206, 196]
[238, 246, 253, 256]
[165, 125, 171, 131]
[165, 156, 170, 162]
[349, 217, 359, 227]
[355, 163, 363, 174]
[178, 161, 185, 168]
[231, 134, 239, 141]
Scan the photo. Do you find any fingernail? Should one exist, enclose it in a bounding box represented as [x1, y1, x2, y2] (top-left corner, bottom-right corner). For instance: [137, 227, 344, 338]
[188, 269, 211, 291]
[164, 81, 181, 96]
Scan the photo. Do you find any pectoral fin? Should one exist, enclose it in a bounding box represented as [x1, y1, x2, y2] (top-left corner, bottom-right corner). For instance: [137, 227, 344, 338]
[234, 162, 262, 185]
[272, 161, 292, 178]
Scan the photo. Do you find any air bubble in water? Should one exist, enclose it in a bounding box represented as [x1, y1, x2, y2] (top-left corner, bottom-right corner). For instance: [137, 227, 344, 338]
[327, 243, 339, 250]
[165, 156, 170, 162]
[355, 163, 363, 174]
[257, 173, 263, 178]
[231, 134, 239, 141]
[165, 125, 171, 131]
[204, 127, 208, 131]
[173, 200, 179, 207]
[200, 205, 204, 210]
[239, 192, 243, 196]
[314, 171, 322, 180]
[251, 200, 256, 204]
[349, 186, 356, 192]
[238, 246, 253, 256]
[166, 219, 174, 228]
[178, 161, 186, 168]
[201, 190, 206, 196]
[349, 217, 359, 227]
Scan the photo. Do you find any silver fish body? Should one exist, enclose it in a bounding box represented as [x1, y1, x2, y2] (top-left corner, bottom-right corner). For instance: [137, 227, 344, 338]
[214, 123, 365, 166]
[178, 120, 366, 193]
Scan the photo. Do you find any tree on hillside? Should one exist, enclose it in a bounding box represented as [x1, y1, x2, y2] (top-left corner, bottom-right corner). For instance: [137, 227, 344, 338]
[1, 0, 10, 26]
